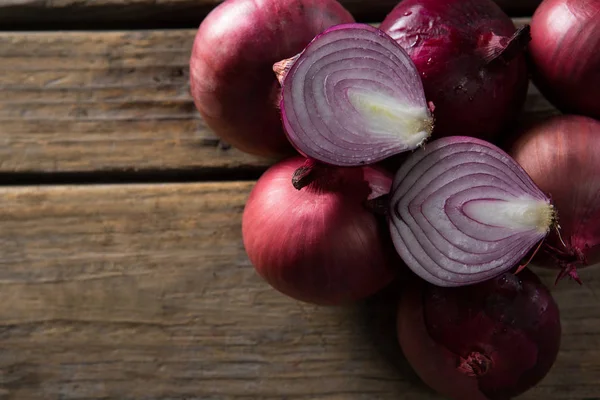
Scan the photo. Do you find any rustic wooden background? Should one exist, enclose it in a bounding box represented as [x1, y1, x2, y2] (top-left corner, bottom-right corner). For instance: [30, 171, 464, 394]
[1, 1, 598, 399]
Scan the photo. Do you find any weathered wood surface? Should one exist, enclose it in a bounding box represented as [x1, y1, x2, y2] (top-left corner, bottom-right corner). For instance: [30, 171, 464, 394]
[0, 30, 275, 178]
[0, 20, 558, 177]
[0, 0, 541, 29]
[0, 182, 597, 399]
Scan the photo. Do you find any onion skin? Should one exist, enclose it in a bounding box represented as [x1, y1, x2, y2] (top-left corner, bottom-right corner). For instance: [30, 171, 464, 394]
[242, 157, 396, 305]
[529, 0, 600, 119]
[380, 0, 529, 140]
[510, 115, 600, 282]
[189, 0, 354, 157]
[398, 269, 561, 400]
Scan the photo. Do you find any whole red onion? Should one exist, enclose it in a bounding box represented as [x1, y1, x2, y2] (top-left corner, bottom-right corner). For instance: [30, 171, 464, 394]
[510, 115, 600, 283]
[528, 0, 600, 119]
[242, 157, 396, 305]
[190, 0, 354, 157]
[397, 269, 561, 400]
[380, 0, 530, 140]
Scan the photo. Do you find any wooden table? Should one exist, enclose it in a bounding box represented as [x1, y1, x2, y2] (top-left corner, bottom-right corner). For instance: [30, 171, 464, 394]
[0, 1, 598, 399]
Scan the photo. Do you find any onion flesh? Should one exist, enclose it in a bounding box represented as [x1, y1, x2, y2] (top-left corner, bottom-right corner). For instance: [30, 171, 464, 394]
[389, 136, 554, 287]
[242, 156, 396, 305]
[278, 23, 433, 167]
[189, 0, 354, 157]
[510, 115, 600, 283]
[380, 0, 530, 140]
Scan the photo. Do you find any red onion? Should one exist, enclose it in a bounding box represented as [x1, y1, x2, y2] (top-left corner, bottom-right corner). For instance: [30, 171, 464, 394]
[510, 115, 600, 283]
[242, 156, 396, 305]
[389, 136, 555, 287]
[277, 23, 433, 167]
[397, 269, 561, 400]
[528, 0, 600, 119]
[189, 0, 354, 157]
[380, 0, 530, 140]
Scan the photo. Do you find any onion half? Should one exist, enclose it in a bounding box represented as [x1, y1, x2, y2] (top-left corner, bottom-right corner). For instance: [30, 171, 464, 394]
[278, 23, 434, 167]
[389, 136, 555, 287]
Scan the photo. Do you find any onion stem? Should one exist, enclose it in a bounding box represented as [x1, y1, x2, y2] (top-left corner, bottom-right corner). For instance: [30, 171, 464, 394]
[291, 158, 321, 190]
[458, 352, 493, 377]
[481, 25, 531, 66]
[273, 53, 301, 85]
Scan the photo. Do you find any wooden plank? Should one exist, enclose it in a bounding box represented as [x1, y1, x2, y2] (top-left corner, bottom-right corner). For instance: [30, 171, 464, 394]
[0, 21, 558, 177]
[0, 182, 597, 398]
[0, 1, 541, 30]
[0, 30, 275, 177]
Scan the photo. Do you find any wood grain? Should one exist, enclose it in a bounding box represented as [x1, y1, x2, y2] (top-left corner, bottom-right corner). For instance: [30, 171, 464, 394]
[0, 30, 276, 177]
[0, 22, 558, 177]
[0, 1, 541, 30]
[0, 182, 597, 399]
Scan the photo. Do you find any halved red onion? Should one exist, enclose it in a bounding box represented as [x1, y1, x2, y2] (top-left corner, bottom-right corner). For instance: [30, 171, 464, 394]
[389, 137, 555, 287]
[278, 23, 434, 167]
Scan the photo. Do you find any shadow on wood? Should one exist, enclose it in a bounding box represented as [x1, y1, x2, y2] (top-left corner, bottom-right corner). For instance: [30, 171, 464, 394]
[355, 278, 447, 400]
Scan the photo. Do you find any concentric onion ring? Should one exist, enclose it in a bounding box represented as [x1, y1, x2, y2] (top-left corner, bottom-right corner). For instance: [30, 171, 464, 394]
[389, 136, 555, 287]
[279, 23, 433, 166]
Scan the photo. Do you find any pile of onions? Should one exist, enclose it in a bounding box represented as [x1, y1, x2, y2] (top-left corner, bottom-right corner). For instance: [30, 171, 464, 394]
[242, 157, 396, 305]
[277, 23, 433, 167]
[189, 0, 354, 157]
[388, 136, 555, 287]
[398, 269, 561, 400]
[510, 115, 600, 282]
[528, 0, 600, 119]
[380, 0, 530, 140]
[188, 1, 589, 397]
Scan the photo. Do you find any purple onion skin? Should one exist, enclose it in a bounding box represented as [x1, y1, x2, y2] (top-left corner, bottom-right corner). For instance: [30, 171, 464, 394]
[190, 0, 354, 158]
[398, 269, 561, 400]
[528, 0, 600, 120]
[380, 0, 529, 141]
[242, 156, 397, 305]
